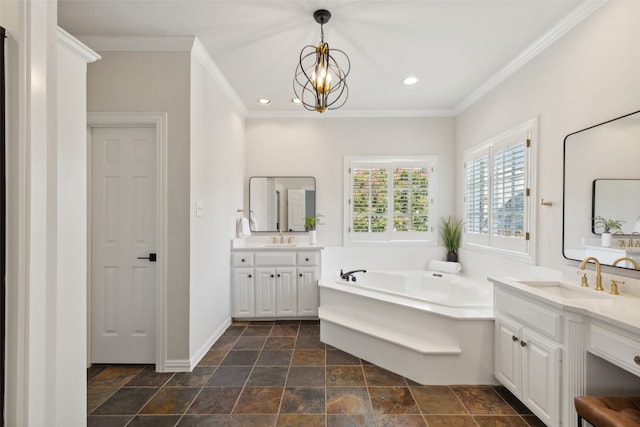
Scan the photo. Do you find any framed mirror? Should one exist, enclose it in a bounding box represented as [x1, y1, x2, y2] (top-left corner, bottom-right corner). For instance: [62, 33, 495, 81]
[563, 110, 640, 268]
[249, 176, 316, 232]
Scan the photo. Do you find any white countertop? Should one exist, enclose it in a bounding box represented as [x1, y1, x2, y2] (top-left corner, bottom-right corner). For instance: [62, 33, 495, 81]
[231, 237, 324, 251]
[489, 276, 640, 335]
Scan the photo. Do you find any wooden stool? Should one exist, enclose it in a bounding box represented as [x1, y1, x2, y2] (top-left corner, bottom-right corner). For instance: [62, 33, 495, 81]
[575, 396, 640, 426]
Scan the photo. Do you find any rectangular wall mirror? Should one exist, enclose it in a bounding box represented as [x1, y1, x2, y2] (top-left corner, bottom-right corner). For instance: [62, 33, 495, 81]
[563, 110, 640, 269]
[249, 176, 316, 232]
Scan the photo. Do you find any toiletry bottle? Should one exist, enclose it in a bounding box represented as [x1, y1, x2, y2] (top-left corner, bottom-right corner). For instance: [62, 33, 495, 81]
[236, 209, 245, 238]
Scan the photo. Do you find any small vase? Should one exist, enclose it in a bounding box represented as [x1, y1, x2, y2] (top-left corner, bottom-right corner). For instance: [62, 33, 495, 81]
[447, 251, 458, 262]
[308, 230, 317, 245]
[601, 232, 612, 247]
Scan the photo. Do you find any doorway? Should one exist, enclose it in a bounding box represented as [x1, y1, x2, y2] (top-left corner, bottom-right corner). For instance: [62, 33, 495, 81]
[87, 113, 167, 369]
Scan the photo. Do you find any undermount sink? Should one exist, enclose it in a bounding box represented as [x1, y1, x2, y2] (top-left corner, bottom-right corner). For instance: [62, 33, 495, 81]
[264, 243, 297, 248]
[517, 280, 611, 299]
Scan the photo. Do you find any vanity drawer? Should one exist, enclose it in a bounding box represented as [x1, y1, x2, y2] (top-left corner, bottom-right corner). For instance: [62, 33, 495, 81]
[495, 288, 563, 341]
[255, 252, 297, 266]
[589, 323, 640, 376]
[231, 253, 254, 267]
[297, 252, 319, 266]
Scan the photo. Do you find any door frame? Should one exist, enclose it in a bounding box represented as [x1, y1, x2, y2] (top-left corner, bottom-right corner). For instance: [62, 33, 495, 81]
[87, 112, 168, 370]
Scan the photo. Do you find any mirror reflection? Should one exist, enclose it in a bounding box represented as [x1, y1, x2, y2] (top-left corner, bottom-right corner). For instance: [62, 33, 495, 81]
[592, 179, 640, 234]
[563, 110, 640, 269]
[249, 177, 316, 232]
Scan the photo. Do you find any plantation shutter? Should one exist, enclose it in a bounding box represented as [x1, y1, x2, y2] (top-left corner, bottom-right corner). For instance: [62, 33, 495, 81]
[465, 155, 489, 235]
[347, 156, 437, 244]
[492, 142, 526, 239]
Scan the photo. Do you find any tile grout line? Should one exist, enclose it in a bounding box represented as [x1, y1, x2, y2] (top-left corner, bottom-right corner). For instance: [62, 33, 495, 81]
[226, 322, 260, 422]
[270, 321, 298, 426]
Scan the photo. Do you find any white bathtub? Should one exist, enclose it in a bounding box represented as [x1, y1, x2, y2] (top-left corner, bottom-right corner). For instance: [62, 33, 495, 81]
[344, 270, 493, 311]
[318, 270, 496, 385]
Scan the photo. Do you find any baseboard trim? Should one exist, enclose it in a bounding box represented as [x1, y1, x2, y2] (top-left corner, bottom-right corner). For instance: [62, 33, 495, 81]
[162, 359, 192, 372]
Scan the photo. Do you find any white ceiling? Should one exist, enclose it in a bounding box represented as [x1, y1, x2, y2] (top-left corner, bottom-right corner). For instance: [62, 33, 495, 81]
[57, 0, 603, 118]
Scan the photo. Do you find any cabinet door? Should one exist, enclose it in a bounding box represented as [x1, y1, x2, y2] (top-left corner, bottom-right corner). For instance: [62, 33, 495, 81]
[521, 329, 561, 427]
[276, 267, 297, 317]
[494, 316, 521, 395]
[255, 268, 276, 317]
[232, 268, 255, 318]
[297, 267, 318, 316]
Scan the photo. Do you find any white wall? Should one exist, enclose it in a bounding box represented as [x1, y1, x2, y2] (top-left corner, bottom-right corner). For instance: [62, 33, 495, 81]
[1, 0, 91, 425]
[56, 30, 99, 425]
[189, 46, 245, 362]
[456, 0, 640, 280]
[245, 117, 456, 276]
[87, 51, 192, 361]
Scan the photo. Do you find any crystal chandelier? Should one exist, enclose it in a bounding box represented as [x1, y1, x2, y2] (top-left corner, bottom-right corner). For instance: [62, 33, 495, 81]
[293, 9, 350, 113]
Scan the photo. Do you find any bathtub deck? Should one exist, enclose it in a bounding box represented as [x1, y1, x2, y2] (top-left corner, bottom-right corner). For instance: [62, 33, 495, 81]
[319, 308, 461, 355]
[319, 280, 496, 385]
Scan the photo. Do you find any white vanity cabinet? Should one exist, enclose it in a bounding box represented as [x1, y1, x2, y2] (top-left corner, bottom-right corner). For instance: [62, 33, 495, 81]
[255, 267, 297, 317]
[231, 248, 321, 319]
[588, 320, 640, 377]
[494, 287, 563, 427]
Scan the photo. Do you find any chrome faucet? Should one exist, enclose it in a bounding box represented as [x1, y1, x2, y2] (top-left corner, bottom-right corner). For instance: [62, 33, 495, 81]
[340, 269, 367, 282]
[579, 256, 603, 291]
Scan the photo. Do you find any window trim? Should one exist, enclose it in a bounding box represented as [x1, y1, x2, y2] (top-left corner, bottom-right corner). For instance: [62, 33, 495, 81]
[344, 155, 438, 247]
[463, 118, 538, 264]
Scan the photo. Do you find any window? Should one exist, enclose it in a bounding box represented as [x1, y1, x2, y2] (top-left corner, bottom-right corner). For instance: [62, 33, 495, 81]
[345, 156, 437, 245]
[464, 118, 537, 261]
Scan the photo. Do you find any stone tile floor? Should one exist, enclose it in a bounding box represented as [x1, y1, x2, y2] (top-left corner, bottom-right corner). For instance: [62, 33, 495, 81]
[88, 320, 545, 426]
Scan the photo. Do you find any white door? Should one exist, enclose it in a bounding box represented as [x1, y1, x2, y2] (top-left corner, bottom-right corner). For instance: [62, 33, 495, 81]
[232, 268, 255, 318]
[287, 189, 306, 231]
[297, 267, 318, 316]
[91, 126, 157, 363]
[255, 268, 277, 317]
[276, 267, 297, 317]
[521, 329, 561, 427]
[494, 316, 521, 394]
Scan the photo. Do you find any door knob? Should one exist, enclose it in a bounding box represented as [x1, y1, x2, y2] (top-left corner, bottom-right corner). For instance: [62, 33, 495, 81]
[137, 253, 157, 262]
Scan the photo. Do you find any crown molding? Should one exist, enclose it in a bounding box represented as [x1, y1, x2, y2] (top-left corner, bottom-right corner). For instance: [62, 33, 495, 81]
[57, 27, 101, 63]
[453, 0, 607, 115]
[190, 38, 248, 116]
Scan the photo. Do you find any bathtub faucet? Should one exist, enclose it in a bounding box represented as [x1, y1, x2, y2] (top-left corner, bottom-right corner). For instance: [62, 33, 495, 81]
[340, 269, 367, 282]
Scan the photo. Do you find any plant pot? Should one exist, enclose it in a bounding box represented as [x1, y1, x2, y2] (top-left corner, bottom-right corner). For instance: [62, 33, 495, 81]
[308, 230, 317, 245]
[446, 251, 458, 262]
[601, 232, 612, 247]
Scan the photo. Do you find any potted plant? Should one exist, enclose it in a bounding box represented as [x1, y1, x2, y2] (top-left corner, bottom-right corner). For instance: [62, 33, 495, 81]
[440, 216, 464, 262]
[593, 216, 624, 247]
[304, 213, 324, 244]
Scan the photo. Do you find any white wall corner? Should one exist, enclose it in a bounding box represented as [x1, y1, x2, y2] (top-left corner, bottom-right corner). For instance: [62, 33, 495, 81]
[453, 0, 608, 114]
[189, 317, 232, 371]
[57, 27, 101, 63]
[190, 37, 248, 116]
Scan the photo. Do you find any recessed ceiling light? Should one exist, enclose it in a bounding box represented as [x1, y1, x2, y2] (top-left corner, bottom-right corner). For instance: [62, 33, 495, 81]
[291, 98, 302, 104]
[257, 98, 271, 105]
[402, 76, 418, 86]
